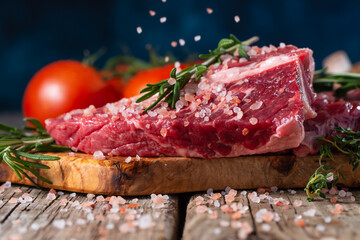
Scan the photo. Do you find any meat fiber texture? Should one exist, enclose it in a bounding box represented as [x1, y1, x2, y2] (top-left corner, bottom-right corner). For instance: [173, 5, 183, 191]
[294, 91, 360, 157]
[46, 44, 316, 159]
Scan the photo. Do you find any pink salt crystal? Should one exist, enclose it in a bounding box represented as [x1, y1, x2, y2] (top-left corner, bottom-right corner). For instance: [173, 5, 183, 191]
[331, 204, 344, 215]
[194, 35, 201, 42]
[209, 211, 218, 219]
[53, 219, 66, 229]
[263, 212, 274, 222]
[152, 195, 165, 204]
[136, 26, 142, 34]
[179, 39, 185, 46]
[160, 128, 167, 137]
[69, 192, 76, 198]
[14, 188, 22, 193]
[171, 41, 177, 47]
[117, 196, 126, 205]
[93, 151, 105, 160]
[164, 56, 170, 62]
[251, 196, 261, 203]
[136, 155, 141, 161]
[125, 156, 131, 163]
[12, 219, 21, 225]
[225, 195, 235, 204]
[96, 195, 105, 202]
[221, 205, 234, 214]
[196, 205, 208, 214]
[294, 218, 306, 227]
[351, 196, 356, 202]
[49, 188, 56, 194]
[160, 17, 167, 23]
[232, 211, 242, 220]
[293, 200, 303, 207]
[303, 208, 316, 217]
[330, 197, 337, 203]
[210, 193, 221, 201]
[68, 152, 75, 157]
[234, 15, 240, 23]
[329, 186, 337, 195]
[194, 196, 204, 206]
[321, 188, 329, 194]
[46, 193, 56, 201]
[87, 193, 95, 200]
[59, 198, 68, 206]
[282, 205, 291, 210]
[338, 190, 346, 198]
[149, 10, 156, 16]
[206, 8, 213, 14]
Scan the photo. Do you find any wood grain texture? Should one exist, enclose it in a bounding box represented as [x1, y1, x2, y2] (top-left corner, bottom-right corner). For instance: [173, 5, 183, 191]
[0, 152, 360, 195]
[0, 184, 179, 240]
[182, 189, 360, 240]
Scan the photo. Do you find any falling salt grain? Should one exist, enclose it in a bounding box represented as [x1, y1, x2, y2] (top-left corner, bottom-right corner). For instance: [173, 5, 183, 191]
[171, 41, 177, 47]
[160, 17, 167, 23]
[234, 15, 240, 23]
[136, 27, 142, 34]
[125, 156, 132, 163]
[164, 56, 170, 62]
[194, 35, 201, 42]
[279, 42, 286, 48]
[179, 39, 185, 46]
[149, 10, 156, 16]
[206, 8, 213, 14]
[93, 151, 105, 160]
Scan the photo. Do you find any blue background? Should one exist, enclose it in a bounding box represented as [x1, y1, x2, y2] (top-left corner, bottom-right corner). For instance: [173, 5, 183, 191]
[1, 0, 359, 111]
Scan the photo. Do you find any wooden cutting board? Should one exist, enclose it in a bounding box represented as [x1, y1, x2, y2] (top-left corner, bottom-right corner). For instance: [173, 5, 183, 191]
[0, 152, 359, 196]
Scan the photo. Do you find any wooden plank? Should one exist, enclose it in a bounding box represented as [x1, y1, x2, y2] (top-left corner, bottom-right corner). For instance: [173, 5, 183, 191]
[182, 188, 360, 240]
[1, 152, 360, 196]
[0, 183, 179, 240]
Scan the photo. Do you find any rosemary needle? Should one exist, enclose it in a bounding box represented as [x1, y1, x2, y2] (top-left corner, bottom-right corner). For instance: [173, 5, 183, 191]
[0, 118, 68, 188]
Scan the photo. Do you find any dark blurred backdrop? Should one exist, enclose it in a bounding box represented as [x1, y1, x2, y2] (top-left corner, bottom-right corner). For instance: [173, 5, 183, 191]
[1, 0, 359, 111]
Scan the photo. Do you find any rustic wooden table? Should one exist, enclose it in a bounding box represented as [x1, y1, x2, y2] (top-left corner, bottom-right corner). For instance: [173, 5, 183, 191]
[1, 113, 360, 240]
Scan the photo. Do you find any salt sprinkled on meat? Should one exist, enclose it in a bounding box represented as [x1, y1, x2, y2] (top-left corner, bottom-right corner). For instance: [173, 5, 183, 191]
[136, 27, 142, 34]
[93, 151, 105, 160]
[249, 117, 258, 125]
[160, 17, 167, 23]
[149, 10, 156, 16]
[194, 35, 201, 42]
[234, 15, 240, 23]
[83, 105, 96, 117]
[279, 42, 286, 48]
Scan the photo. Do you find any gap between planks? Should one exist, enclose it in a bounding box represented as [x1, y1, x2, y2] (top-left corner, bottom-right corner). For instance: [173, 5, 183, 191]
[182, 188, 360, 240]
[0, 183, 179, 240]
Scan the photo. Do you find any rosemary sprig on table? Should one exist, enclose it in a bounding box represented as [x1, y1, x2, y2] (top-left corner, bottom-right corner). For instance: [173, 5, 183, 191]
[0, 118, 68, 187]
[306, 128, 360, 201]
[313, 68, 360, 97]
[136, 34, 259, 112]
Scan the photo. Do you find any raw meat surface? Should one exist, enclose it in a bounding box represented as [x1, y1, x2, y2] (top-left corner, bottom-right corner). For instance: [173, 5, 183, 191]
[294, 91, 360, 157]
[46, 44, 316, 158]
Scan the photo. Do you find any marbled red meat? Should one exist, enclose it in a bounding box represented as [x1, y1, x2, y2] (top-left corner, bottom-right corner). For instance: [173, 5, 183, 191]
[46, 44, 316, 158]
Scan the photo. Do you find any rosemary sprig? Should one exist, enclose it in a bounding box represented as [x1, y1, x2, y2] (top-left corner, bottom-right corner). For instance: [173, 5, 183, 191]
[0, 118, 69, 188]
[313, 68, 360, 97]
[306, 127, 360, 201]
[136, 34, 259, 112]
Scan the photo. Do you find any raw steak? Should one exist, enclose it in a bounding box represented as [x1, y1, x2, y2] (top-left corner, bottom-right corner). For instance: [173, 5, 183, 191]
[46, 44, 316, 159]
[294, 91, 360, 157]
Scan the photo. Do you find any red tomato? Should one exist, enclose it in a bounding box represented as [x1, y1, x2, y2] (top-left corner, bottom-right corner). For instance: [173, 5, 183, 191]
[22, 60, 119, 125]
[122, 64, 190, 98]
